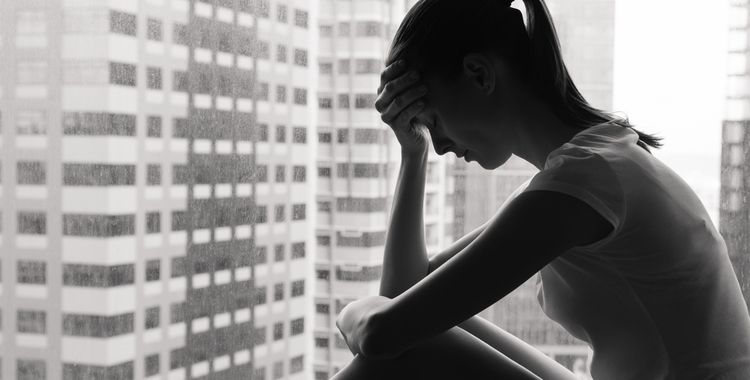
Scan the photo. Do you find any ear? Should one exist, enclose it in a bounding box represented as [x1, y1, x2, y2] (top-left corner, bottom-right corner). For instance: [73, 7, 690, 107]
[461, 53, 496, 95]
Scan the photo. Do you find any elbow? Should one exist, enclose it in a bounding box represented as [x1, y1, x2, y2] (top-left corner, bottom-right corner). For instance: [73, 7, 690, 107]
[359, 312, 399, 360]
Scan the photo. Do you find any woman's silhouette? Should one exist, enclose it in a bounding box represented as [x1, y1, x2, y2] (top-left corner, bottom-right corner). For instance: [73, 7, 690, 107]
[331, 0, 750, 379]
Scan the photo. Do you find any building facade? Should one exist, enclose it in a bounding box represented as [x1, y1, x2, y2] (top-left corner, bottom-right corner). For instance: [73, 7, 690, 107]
[720, 0, 750, 311]
[311, 0, 455, 378]
[0, 0, 317, 379]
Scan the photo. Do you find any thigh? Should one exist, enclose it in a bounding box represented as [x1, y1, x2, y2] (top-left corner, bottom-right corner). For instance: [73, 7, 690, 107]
[458, 315, 580, 380]
[330, 325, 542, 380]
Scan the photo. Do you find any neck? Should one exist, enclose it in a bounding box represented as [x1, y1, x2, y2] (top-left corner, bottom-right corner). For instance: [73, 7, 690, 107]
[508, 92, 583, 171]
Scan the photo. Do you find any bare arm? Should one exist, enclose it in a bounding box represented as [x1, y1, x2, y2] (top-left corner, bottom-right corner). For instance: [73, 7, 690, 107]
[426, 218, 490, 275]
[379, 149, 430, 298]
[364, 190, 614, 359]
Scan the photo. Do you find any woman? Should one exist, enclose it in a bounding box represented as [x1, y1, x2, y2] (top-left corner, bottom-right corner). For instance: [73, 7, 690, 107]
[332, 0, 750, 379]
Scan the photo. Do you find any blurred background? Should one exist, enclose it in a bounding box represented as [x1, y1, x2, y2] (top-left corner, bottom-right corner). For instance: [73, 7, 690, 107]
[0, 0, 743, 379]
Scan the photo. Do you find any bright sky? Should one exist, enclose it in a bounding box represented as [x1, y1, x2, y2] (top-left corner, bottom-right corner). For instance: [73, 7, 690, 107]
[613, 0, 729, 223]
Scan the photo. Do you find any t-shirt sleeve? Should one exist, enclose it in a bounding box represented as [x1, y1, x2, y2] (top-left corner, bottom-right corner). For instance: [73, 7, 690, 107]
[523, 146, 625, 247]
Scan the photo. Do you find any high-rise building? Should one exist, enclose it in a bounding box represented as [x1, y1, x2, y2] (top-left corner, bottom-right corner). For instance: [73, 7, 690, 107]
[719, 0, 750, 311]
[0, 0, 317, 379]
[312, 0, 455, 378]
[452, 0, 617, 375]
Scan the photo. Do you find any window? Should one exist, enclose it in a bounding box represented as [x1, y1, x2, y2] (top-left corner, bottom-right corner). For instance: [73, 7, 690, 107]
[146, 259, 160, 281]
[276, 125, 286, 143]
[17, 261, 46, 284]
[292, 127, 307, 143]
[294, 10, 308, 28]
[292, 204, 306, 220]
[146, 165, 161, 186]
[338, 22, 350, 36]
[318, 95, 332, 109]
[315, 337, 329, 348]
[291, 242, 305, 259]
[338, 94, 350, 109]
[319, 61, 333, 74]
[291, 280, 304, 297]
[355, 94, 377, 109]
[110, 62, 136, 86]
[290, 355, 304, 374]
[356, 21, 382, 37]
[294, 88, 307, 105]
[273, 361, 283, 380]
[257, 40, 270, 59]
[318, 132, 332, 143]
[337, 129, 349, 143]
[16, 110, 46, 135]
[338, 59, 350, 74]
[257, 82, 269, 100]
[17, 310, 46, 333]
[17, 359, 45, 380]
[316, 303, 330, 314]
[320, 24, 333, 37]
[355, 59, 383, 74]
[145, 306, 160, 329]
[275, 205, 285, 222]
[147, 67, 162, 90]
[17, 161, 46, 185]
[257, 124, 269, 141]
[290, 317, 304, 335]
[276, 85, 287, 103]
[147, 18, 163, 41]
[294, 49, 307, 66]
[275, 165, 286, 182]
[147, 116, 162, 137]
[18, 212, 46, 234]
[110, 10, 137, 36]
[292, 166, 306, 182]
[276, 44, 287, 63]
[145, 354, 160, 377]
[63, 264, 135, 287]
[274, 244, 285, 261]
[277, 4, 288, 23]
[273, 283, 284, 301]
[173, 23, 188, 45]
[255, 246, 268, 265]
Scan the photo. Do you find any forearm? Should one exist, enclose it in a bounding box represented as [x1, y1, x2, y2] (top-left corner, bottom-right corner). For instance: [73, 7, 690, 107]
[379, 148, 430, 298]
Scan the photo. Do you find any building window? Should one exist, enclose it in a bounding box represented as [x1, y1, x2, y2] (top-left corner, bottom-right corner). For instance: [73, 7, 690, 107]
[147, 115, 162, 137]
[337, 129, 349, 143]
[253, 286, 267, 306]
[292, 127, 307, 143]
[276, 44, 287, 63]
[17, 359, 45, 380]
[273, 321, 284, 341]
[277, 4, 287, 23]
[63, 214, 135, 237]
[170, 303, 185, 324]
[110, 10, 137, 36]
[62, 313, 134, 337]
[318, 95, 332, 109]
[315, 337, 329, 348]
[273, 361, 283, 380]
[257, 40, 270, 59]
[319, 61, 332, 75]
[275, 165, 286, 182]
[316, 303, 330, 314]
[173, 71, 188, 92]
[274, 244, 285, 262]
[355, 59, 383, 74]
[294, 88, 307, 105]
[16, 110, 46, 135]
[63, 112, 136, 136]
[338, 22, 350, 37]
[291, 280, 304, 297]
[145, 354, 160, 377]
[173, 23, 188, 45]
[317, 235, 331, 246]
[290, 317, 304, 335]
[110, 62, 137, 86]
[17, 261, 46, 284]
[255, 246, 268, 265]
[275, 205, 285, 222]
[17, 310, 46, 334]
[63, 264, 135, 287]
[292, 166, 306, 182]
[257, 82, 269, 100]
[145, 306, 160, 329]
[146, 164, 161, 186]
[291, 242, 305, 259]
[318, 166, 331, 177]
[355, 94, 377, 109]
[17, 161, 46, 185]
[63, 164, 135, 186]
[294, 10, 308, 28]
[18, 212, 46, 234]
[319, 24, 332, 37]
[356, 21, 382, 37]
[338, 94, 350, 109]
[338, 59, 350, 74]
[146, 67, 162, 90]
[145, 259, 160, 281]
[293, 49, 307, 66]
[276, 85, 287, 103]
[318, 132, 332, 143]
[257, 124, 269, 141]
[276, 125, 286, 143]
[290, 355, 304, 374]
[147, 18, 162, 41]
[273, 283, 284, 301]
[292, 204, 306, 220]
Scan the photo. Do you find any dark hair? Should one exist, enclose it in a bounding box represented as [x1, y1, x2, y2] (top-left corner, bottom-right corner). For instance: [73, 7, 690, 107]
[385, 0, 664, 153]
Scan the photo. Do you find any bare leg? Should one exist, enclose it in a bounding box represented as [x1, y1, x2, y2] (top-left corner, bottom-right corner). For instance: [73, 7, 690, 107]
[330, 323, 542, 380]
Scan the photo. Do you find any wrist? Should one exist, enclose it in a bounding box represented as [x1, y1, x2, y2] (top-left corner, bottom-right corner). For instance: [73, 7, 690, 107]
[401, 147, 428, 160]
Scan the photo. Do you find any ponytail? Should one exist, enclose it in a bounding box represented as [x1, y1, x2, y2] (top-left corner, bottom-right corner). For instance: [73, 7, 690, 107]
[519, 0, 664, 152]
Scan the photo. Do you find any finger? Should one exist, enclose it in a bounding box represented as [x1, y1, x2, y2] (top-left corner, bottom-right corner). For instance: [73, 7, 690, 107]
[391, 99, 426, 129]
[379, 83, 427, 124]
[375, 70, 420, 113]
[377, 60, 408, 95]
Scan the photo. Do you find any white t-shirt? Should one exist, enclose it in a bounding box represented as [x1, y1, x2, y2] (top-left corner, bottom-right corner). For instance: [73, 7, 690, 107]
[513, 122, 750, 379]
